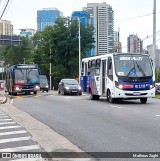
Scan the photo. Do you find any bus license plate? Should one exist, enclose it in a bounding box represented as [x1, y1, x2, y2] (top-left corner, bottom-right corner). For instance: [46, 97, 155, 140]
[133, 92, 140, 95]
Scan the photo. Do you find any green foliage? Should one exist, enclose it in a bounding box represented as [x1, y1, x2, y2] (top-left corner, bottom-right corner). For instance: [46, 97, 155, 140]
[32, 17, 95, 83]
[156, 68, 160, 83]
[0, 37, 34, 66]
[1, 17, 95, 85]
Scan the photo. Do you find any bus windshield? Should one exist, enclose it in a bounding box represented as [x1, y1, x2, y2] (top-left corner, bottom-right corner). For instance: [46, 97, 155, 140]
[15, 69, 39, 84]
[114, 54, 153, 77]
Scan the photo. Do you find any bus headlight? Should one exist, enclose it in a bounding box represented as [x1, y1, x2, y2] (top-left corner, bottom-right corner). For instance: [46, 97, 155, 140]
[115, 81, 123, 90]
[35, 85, 40, 90]
[15, 87, 20, 90]
[150, 81, 155, 89]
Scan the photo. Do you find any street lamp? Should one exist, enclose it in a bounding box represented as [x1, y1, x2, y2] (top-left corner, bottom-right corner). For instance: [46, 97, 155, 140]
[77, 17, 85, 82]
[78, 17, 81, 82]
[49, 48, 52, 90]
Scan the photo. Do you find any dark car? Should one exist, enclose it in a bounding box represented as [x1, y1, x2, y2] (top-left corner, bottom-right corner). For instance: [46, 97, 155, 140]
[40, 75, 49, 92]
[58, 79, 82, 95]
[155, 84, 160, 94]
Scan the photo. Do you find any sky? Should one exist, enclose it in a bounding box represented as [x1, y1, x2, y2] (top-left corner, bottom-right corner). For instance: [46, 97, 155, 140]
[0, 0, 160, 52]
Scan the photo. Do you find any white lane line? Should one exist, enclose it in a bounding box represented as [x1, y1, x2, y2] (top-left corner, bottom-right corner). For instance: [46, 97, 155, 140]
[110, 105, 123, 109]
[0, 136, 30, 144]
[155, 115, 160, 117]
[0, 126, 21, 130]
[0, 116, 10, 118]
[10, 99, 13, 104]
[0, 119, 12, 121]
[0, 130, 27, 136]
[0, 122, 16, 125]
[0, 145, 40, 152]
[0, 114, 6, 116]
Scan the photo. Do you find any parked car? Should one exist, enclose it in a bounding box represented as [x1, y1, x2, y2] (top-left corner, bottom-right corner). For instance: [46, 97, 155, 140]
[58, 79, 82, 95]
[40, 75, 49, 92]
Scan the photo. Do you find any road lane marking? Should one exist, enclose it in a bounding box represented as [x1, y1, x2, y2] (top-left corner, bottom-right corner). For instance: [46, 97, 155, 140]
[0, 114, 6, 116]
[0, 145, 40, 152]
[0, 116, 10, 118]
[0, 137, 30, 144]
[155, 115, 160, 117]
[10, 99, 13, 104]
[0, 122, 15, 125]
[110, 105, 123, 109]
[0, 126, 21, 130]
[0, 119, 12, 121]
[0, 130, 27, 136]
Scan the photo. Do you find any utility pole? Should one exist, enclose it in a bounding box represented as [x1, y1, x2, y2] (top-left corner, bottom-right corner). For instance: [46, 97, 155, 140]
[78, 17, 81, 82]
[23, 58, 26, 64]
[50, 48, 52, 90]
[153, 0, 156, 79]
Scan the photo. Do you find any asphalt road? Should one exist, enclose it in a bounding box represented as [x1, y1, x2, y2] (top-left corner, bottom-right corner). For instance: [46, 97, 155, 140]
[9, 92, 160, 160]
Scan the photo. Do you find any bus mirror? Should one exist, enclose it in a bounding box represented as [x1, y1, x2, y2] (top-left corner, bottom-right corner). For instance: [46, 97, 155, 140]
[150, 59, 153, 66]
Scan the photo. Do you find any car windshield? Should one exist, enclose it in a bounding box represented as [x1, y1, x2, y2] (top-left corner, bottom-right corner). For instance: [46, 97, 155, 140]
[64, 80, 79, 85]
[40, 79, 48, 85]
[114, 54, 153, 77]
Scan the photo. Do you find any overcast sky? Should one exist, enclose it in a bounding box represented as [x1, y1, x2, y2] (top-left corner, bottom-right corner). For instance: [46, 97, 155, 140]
[1, 0, 160, 52]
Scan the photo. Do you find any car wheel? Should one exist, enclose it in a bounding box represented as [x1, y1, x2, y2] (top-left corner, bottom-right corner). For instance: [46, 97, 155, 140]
[58, 89, 61, 94]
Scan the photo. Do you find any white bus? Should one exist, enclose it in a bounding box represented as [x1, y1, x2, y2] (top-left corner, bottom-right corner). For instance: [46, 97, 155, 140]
[80, 53, 155, 103]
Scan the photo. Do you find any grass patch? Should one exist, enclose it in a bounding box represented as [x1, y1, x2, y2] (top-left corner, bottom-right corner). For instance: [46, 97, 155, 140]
[155, 94, 160, 99]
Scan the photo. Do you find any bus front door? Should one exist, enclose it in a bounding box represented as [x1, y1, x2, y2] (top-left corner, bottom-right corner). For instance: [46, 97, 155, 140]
[102, 60, 106, 95]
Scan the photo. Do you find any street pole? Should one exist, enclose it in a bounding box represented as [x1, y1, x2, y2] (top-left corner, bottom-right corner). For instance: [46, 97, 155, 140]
[23, 58, 26, 64]
[78, 17, 81, 82]
[50, 48, 52, 90]
[153, 0, 156, 81]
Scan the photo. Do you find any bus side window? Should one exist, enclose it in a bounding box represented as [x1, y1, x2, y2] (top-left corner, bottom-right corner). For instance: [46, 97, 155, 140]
[85, 62, 87, 76]
[88, 61, 91, 76]
[107, 57, 113, 80]
[81, 62, 84, 76]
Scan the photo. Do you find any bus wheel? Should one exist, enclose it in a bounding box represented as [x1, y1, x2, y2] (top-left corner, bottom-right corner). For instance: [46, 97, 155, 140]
[13, 93, 17, 96]
[140, 98, 147, 104]
[33, 91, 37, 95]
[89, 90, 95, 100]
[107, 90, 115, 103]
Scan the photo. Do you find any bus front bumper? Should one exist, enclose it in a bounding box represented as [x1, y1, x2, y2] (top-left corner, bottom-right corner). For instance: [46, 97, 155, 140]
[112, 88, 155, 99]
[14, 85, 40, 93]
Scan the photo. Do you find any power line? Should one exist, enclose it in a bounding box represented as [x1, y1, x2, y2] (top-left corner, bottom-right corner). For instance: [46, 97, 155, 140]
[0, 0, 10, 20]
[115, 11, 160, 22]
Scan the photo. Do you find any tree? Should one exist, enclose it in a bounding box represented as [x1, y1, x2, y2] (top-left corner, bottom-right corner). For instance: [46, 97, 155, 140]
[1, 37, 34, 66]
[32, 17, 95, 85]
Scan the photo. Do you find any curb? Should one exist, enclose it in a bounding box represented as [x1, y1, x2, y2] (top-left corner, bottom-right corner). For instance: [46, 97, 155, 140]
[0, 94, 7, 104]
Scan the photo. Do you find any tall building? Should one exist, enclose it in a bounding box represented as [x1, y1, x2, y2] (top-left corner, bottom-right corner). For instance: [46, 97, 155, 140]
[71, 11, 93, 57]
[86, 2, 114, 55]
[147, 45, 160, 68]
[37, 8, 63, 31]
[114, 28, 122, 53]
[71, 11, 90, 25]
[20, 28, 36, 39]
[0, 20, 13, 35]
[127, 34, 143, 53]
